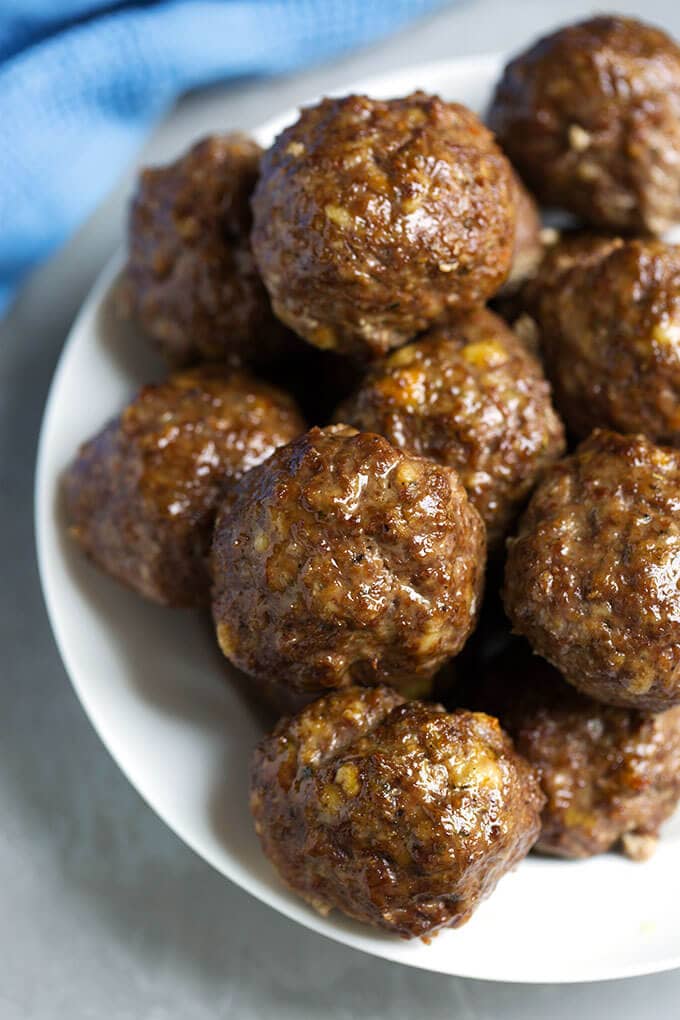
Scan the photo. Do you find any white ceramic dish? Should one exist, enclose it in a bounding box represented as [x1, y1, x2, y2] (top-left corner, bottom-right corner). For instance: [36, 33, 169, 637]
[35, 53, 680, 984]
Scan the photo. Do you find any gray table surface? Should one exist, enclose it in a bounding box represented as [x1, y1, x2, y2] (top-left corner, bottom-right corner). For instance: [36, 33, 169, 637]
[4, 2, 680, 1016]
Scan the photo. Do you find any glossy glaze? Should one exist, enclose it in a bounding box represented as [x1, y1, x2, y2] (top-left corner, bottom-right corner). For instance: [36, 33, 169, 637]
[506, 234, 680, 443]
[336, 307, 565, 548]
[458, 637, 680, 859]
[252, 92, 515, 358]
[211, 425, 485, 696]
[489, 16, 680, 233]
[504, 429, 680, 710]
[119, 134, 293, 367]
[250, 686, 543, 938]
[65, 365, 305, 606]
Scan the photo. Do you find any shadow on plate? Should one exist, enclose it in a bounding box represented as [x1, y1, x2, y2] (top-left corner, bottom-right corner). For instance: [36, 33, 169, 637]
[96, 269, 165, 385]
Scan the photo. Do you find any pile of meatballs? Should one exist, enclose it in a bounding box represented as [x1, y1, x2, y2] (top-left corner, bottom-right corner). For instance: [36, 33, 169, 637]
[65, 15, 680, 941]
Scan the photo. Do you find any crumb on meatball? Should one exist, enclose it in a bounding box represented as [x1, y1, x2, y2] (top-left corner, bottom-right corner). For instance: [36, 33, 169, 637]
[503, 429, 680, 711]
[488, 16, 680, 233]
[118, 133, 293, 367]
[336, 308, 565, 548]
[64, 365, 305, 607]
[211, 425, 485, 697]
[508, 234, 680, 443]
[250, 685, 544, 938]
[252, 92, 516, 358]
[457, 637, 680, 860]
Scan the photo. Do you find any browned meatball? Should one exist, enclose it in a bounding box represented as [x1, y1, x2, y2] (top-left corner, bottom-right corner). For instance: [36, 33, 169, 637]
[336, 308, 565, 549]
[252, 93, 516, 359]
[458, 639, 680, 861]
[488, 16, 680, 233]
[503, 430, 680, 711]
[250, 685, 544, 938]
[509, 234, 680, 443]
[500, 172, 544, 296]
[119, 134, 292, 367]
[65, 366, 305, 607]
[211, 425, 485, 697]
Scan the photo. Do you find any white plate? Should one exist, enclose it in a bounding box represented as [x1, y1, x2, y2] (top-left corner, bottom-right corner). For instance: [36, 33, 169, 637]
[35, 54, 680, 984]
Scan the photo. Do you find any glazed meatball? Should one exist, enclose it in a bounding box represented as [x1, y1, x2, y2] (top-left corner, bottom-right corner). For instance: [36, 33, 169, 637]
[459, 638, 680, 861]
[509, 234, 680, 443]
[250, 685, 544, 938]
[488, 16, 680, 233]
[336, 308, 565, 549]
[504, 430, 680, 711]
[119, 134, 292, 367]
[500, 171, 545, 296]
[212, 425, 485, 697]
[252, 92, 516, 359]
[65, 366, 305, 607]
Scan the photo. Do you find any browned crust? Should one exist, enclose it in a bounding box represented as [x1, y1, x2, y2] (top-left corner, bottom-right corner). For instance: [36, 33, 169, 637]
[211, 425, 485, 695]
[252, 92, 515, 358]
[251, 686, 544, 937]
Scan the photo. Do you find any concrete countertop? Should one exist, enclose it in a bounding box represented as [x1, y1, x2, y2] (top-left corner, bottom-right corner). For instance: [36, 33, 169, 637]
[3, 2, 680, 1015]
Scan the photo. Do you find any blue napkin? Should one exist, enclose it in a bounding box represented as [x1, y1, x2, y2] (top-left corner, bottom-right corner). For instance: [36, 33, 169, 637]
[0, 0, 447, 313]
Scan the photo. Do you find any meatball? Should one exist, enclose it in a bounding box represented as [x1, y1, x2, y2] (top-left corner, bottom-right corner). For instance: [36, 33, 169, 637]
[500, 172, 544, 296]
[252, 92, 516, 359]
[250, 685, 544, 938]
[503, 429, 680, 711]
[119, 134, 292, 367]
[509, 234, 680, 443]
[211, 425, 485, 697]
[335, 308, 565, 549]
[65, 366, 305, 607]
[458, 638, 680, 860]
[488, 16, 680, 233]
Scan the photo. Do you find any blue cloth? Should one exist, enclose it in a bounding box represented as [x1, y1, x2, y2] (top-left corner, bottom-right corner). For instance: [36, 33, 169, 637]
[0, 0, 447, 312]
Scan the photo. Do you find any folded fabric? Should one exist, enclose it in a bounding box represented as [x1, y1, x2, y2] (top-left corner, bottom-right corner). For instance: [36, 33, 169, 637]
[0, 0, 448, 313]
